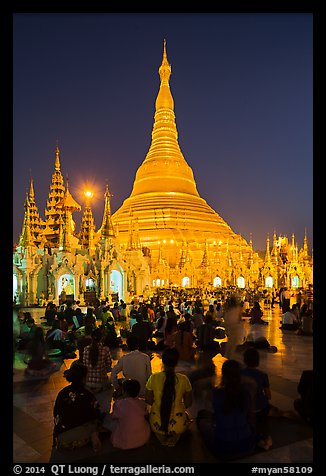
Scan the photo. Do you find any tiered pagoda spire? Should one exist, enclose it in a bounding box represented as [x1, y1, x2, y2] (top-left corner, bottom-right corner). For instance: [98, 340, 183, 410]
[43, 145, 66, 246]
[79, 192, 96, 255]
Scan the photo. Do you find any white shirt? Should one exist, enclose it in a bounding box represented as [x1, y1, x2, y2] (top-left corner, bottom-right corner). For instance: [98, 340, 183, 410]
[282, 311, 295, 324]
[110, 349, 152, 397]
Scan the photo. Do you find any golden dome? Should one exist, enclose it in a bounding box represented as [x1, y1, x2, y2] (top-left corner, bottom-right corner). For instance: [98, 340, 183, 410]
[112, 41, 251, 267]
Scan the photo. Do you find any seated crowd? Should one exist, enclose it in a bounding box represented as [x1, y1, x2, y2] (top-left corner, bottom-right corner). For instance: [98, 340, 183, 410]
[14, 292, 313, 460]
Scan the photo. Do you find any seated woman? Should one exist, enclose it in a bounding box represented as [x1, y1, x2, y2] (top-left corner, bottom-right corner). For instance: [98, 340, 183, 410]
[249, 301, 268, 325]
[197, 359, 272, 461]
[53, 362, 102, 452]
[145, 347, 193, 447]
[105, 379, 151, 450]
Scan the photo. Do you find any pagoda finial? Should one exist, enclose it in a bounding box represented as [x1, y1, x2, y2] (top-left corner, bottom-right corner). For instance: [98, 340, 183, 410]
[55, 143, 61, 171]
[29, 173, 35, 199]
[159, 38, 171, 84]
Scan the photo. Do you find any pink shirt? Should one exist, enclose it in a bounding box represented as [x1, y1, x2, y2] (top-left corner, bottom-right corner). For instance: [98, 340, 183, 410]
[110, 397, 151, 449]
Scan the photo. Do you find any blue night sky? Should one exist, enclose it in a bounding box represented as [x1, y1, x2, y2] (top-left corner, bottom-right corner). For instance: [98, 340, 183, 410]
[13, 12, 313, 252]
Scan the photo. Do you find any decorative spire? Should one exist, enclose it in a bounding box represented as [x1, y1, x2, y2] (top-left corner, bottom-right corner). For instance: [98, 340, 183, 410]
[55, 142, 61, 171]
[100, 183, 115, 238]
[43, 144, 66, 246]
[79, 191, 95, 255]
[128, 39, 199, 198]
[18, 193, 34, 248]
[265, 234, 271, 261]
[29, 172, 35, 199]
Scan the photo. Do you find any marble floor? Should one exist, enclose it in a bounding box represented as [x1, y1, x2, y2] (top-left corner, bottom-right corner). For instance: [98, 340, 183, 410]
[12, 304, 313, 466]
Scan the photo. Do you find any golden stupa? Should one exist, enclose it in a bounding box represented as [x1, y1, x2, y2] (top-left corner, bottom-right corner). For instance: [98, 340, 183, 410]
[112, 41, 252, 269]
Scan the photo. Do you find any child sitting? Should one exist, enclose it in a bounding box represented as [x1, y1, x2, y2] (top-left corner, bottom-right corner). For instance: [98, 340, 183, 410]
[104, 379, 151, 450]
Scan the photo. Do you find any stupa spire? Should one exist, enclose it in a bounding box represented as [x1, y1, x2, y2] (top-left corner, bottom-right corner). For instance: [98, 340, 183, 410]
[100, 183, 115, 238]
[129, 39, 199, 198]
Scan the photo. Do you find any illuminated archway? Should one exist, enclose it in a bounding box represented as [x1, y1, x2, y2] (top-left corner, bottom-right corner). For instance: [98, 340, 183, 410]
[265, 276, 274, 288]
[110, 270, 122, 298]
[182, 276, 190, 288]
[292, 275, 300, 288]
[237, 276, 245, 288]
[213, 276, 222, 287]
[85, 278, 95, 290]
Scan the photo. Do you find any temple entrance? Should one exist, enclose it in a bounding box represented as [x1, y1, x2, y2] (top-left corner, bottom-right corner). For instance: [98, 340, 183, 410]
[58, 274, 75, 303]
[265, 276, 274, 288]
[84, 278, 97, 305]
[213, 276, 222, 287]
[292, 275, 300, 288]
[182, 276, 190, 288]
[237, 276, 245, 288]
[110, 270, 122, 300]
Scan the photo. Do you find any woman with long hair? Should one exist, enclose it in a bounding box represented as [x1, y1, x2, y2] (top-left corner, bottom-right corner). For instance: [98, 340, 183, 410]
[83, 327, 112, 392]
[145, 347, 193, 446]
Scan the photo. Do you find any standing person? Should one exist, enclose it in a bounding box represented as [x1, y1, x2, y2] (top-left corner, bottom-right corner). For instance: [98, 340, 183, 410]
[281, 288, 291, 313]
[197, 359, 272, 461]
[145, 347, 193, 447]
[221, 297, 245, 359]
[110, 335, 152, 398]
[107, 379, 151, 450]
[83, 328, 112, 393]
[278, 287, 284, 310]
[53, 362, 102, 452]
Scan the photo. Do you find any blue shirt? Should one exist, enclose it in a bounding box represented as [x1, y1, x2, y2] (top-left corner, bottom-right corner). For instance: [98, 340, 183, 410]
[241, 367, 269, 411]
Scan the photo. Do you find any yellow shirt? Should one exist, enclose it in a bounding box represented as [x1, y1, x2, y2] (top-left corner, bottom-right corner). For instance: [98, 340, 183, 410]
[146, 371, 192, 436]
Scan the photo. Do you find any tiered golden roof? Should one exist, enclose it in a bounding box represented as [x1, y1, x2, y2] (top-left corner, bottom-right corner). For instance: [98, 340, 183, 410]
[112, 40, 252, 267]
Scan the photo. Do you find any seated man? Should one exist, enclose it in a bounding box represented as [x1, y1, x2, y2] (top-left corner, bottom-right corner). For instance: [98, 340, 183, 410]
[110, 335, 152, 398]
[280, 305, 299, 330]
[131, 315, 153, 351]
